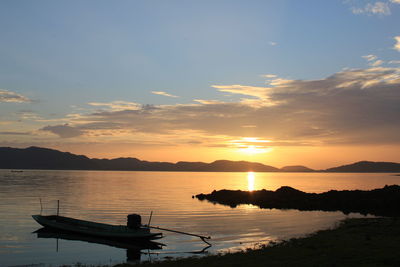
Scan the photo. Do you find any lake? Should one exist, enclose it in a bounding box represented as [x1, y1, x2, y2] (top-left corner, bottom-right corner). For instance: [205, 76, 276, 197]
[0, 170, 399, 266]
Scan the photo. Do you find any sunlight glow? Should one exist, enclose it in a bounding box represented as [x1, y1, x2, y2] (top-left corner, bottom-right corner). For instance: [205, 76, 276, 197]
[241, 137, 269, 143]
[247, 172, 255, 191]
[231, 137, 273, 155]
[242, 145, 272, 155]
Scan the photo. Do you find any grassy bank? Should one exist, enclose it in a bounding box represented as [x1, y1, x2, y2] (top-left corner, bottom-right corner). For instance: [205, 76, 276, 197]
[116, 217, 400, 267]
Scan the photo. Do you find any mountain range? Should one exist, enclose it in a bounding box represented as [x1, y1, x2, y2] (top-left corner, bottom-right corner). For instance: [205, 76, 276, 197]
[1, 146, 400, 173]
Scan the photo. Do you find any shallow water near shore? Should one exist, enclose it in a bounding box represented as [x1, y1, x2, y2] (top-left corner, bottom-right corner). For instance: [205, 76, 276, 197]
[0, 170, 398, 266]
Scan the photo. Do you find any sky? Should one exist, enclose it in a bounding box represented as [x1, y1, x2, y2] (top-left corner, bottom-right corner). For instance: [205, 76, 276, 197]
[1, 0, 400, 169]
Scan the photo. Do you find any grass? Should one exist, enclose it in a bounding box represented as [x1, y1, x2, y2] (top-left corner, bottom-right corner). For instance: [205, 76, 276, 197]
[114, 217, 400, 267]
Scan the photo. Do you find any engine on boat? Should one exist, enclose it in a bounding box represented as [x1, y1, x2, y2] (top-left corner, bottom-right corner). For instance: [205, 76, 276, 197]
[127, 214, 141, 229]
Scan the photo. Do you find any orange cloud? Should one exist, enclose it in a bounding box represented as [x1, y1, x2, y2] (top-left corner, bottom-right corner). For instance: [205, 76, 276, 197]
[19, 65, 400, 150]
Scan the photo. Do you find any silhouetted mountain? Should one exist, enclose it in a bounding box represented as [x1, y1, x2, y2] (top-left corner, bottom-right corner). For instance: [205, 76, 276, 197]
[175, 161, 209, 171]
[195, 160, 279, 172]
[280, 165, 314, 172]
[1, 147, 399, 172]
[325, 161, 400, 172]
[0, 147, 277, 172]
[0, 146, 96, 170]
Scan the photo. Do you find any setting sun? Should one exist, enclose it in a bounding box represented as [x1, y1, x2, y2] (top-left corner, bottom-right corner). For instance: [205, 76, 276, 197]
[231, 137, 273, 155]
[241, 145, 272, 155]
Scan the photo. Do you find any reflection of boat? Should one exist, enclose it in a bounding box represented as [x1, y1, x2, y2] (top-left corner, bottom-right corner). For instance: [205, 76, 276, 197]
[32, 214, 163, 240]
[34, 227, 164, 250]
[34, 227, 164, 261]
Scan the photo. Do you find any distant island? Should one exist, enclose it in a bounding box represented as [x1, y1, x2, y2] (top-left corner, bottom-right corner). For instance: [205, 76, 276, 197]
[1, 146, 400, 172]
[196, 185, 400, 217]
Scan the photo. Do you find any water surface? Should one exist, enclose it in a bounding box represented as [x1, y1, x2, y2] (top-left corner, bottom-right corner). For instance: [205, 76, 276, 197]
[0, 170, 398, 266]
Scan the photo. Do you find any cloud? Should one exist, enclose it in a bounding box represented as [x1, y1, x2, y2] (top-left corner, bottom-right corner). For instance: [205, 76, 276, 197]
[362, 54, 384, 67]
[40, 64, 400, 148]
[390, 0, 400, 3]
[211, 84, 278, 107]
[0, 90, 31, 103]
[351, 1, 391, 16]
[269, 41, 277, 46]
[394, 36, 400, 52]
[41, 124, 84, 138]
[15, 110, 42, 120]
[194, 99, 226, 105]
[212, 84, 270, 99]
[151, 91, 178, 98]
[0, 131, 31, 135]
[362, 54, 377, 62]
[88, 101, 141, 111]
[370, 59, 384, 66]
[262, 74, 277, 78]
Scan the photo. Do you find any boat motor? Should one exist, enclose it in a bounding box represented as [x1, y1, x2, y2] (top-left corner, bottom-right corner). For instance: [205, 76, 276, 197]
[127, 214, 142, 229]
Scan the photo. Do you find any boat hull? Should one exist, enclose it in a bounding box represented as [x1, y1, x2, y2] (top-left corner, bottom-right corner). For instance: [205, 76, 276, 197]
[32, 215, 162, 240]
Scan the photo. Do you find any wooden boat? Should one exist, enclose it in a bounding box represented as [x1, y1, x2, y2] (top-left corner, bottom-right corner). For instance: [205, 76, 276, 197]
[32, 214, 163, 240]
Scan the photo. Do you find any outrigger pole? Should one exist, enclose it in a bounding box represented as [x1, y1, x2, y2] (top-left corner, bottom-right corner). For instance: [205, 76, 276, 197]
[144, 211, 211, 246]
[147, 225, 211, 246]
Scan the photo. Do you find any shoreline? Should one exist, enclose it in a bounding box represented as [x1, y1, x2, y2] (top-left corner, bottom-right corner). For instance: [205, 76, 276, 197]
[114, 217, 400, 267]
[196, 185, 400, 217]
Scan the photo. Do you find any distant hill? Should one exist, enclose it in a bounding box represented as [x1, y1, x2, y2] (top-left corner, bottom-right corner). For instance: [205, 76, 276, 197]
[0, 146, 96, 170]
[280, 165, 314, 172]
[194, 160, 279, 172]
[0, 147, 278, 172]
[325, 161, 400, 172]
[0, 147, 399, 172]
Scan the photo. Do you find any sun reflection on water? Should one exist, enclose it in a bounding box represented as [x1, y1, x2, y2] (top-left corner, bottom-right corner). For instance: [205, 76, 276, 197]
[247, 172, 255, 191]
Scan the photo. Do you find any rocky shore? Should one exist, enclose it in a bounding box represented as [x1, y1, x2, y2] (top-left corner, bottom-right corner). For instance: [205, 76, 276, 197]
[196, 185, 400, 217]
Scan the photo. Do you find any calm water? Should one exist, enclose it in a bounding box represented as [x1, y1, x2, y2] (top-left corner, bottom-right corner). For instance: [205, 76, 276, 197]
[0, 170, 399, 266]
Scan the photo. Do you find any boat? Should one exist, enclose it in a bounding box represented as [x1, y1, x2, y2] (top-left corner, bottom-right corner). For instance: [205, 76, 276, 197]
[32, 214, 163, 240]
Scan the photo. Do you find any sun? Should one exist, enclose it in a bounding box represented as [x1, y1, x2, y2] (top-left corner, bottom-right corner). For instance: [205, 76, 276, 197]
[231, 137, 273, 155]
[242, 145, 271, 155]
